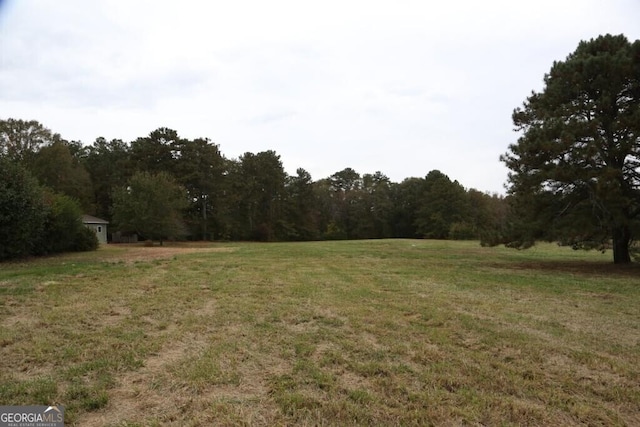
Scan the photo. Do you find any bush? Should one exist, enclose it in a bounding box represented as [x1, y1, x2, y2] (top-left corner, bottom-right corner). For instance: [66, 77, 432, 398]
[38, 192, 98, 255]
[1, 159, 97, 259]
[71, 226, 99, 252]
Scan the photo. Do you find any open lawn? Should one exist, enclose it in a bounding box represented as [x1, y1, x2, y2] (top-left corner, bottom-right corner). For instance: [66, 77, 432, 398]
[1, 240, 639, 426]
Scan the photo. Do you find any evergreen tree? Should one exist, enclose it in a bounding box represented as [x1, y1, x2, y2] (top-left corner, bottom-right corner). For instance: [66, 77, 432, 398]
[284, 168, 320, 240]
[0, 159, 46, 260]
[130, 127, 181, 175]
[502, 34, 640, 263]
[415, 170, 469, 239]
[174, 137, 225, 240]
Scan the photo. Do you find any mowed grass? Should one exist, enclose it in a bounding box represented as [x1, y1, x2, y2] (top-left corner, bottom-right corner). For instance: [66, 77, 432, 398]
[1, 240, 639, 426]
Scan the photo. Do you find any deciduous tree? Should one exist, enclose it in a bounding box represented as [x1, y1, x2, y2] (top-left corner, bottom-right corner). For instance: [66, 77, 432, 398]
[31, 140, 93, 211]
[111, 171, 188, 245]
[84, 137, 132, 220]
[0, 118, 57, 166]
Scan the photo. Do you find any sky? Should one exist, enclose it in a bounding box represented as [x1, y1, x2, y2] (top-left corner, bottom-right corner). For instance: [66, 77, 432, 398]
[1, 1, 638, 193]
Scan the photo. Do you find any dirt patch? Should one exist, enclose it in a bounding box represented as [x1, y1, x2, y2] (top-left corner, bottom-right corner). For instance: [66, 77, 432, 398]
[194, 298, 217, 317]
[2, 310, 39, 329]
[77, 331, 208, 427]
[104, 244, 236, 264]
[99, 306, 132, 327]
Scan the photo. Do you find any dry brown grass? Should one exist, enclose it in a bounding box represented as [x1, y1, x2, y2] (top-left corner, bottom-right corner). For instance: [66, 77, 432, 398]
[0, 240, 638, 426]
[99, 243, 236, 264]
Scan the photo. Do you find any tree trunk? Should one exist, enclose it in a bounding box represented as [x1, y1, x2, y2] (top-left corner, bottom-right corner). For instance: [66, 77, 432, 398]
[202, 196, 207, 241]
[612, 225, 631, 264]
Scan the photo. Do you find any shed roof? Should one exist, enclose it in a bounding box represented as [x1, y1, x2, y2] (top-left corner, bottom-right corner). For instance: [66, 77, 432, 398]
[82, 214, 109, 224]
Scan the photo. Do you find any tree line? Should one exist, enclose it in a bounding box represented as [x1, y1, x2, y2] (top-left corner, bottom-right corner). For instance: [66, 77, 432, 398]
[0, 119, 507, 254]
[4, 34, 636, 263]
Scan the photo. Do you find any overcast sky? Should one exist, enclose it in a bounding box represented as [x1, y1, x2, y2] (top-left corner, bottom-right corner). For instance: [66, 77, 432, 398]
[1, 1, 638, 193]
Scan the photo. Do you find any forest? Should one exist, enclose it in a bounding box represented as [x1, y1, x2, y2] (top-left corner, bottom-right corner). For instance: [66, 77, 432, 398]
[0, 118, 507, 256]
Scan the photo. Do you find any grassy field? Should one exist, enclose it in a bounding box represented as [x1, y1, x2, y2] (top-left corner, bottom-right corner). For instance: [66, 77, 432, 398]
[1, 239, 639, 426]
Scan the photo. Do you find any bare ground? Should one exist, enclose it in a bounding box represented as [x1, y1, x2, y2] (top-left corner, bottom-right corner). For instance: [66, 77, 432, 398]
[101, 243, 236, 264]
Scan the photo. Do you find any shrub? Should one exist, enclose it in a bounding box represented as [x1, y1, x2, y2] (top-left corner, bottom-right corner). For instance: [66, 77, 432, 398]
[37, 191, 97, 255]
[71, 226, 99, 252]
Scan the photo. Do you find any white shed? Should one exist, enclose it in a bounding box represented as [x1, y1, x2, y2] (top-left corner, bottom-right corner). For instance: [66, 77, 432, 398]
[82, 215, 109, 244]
